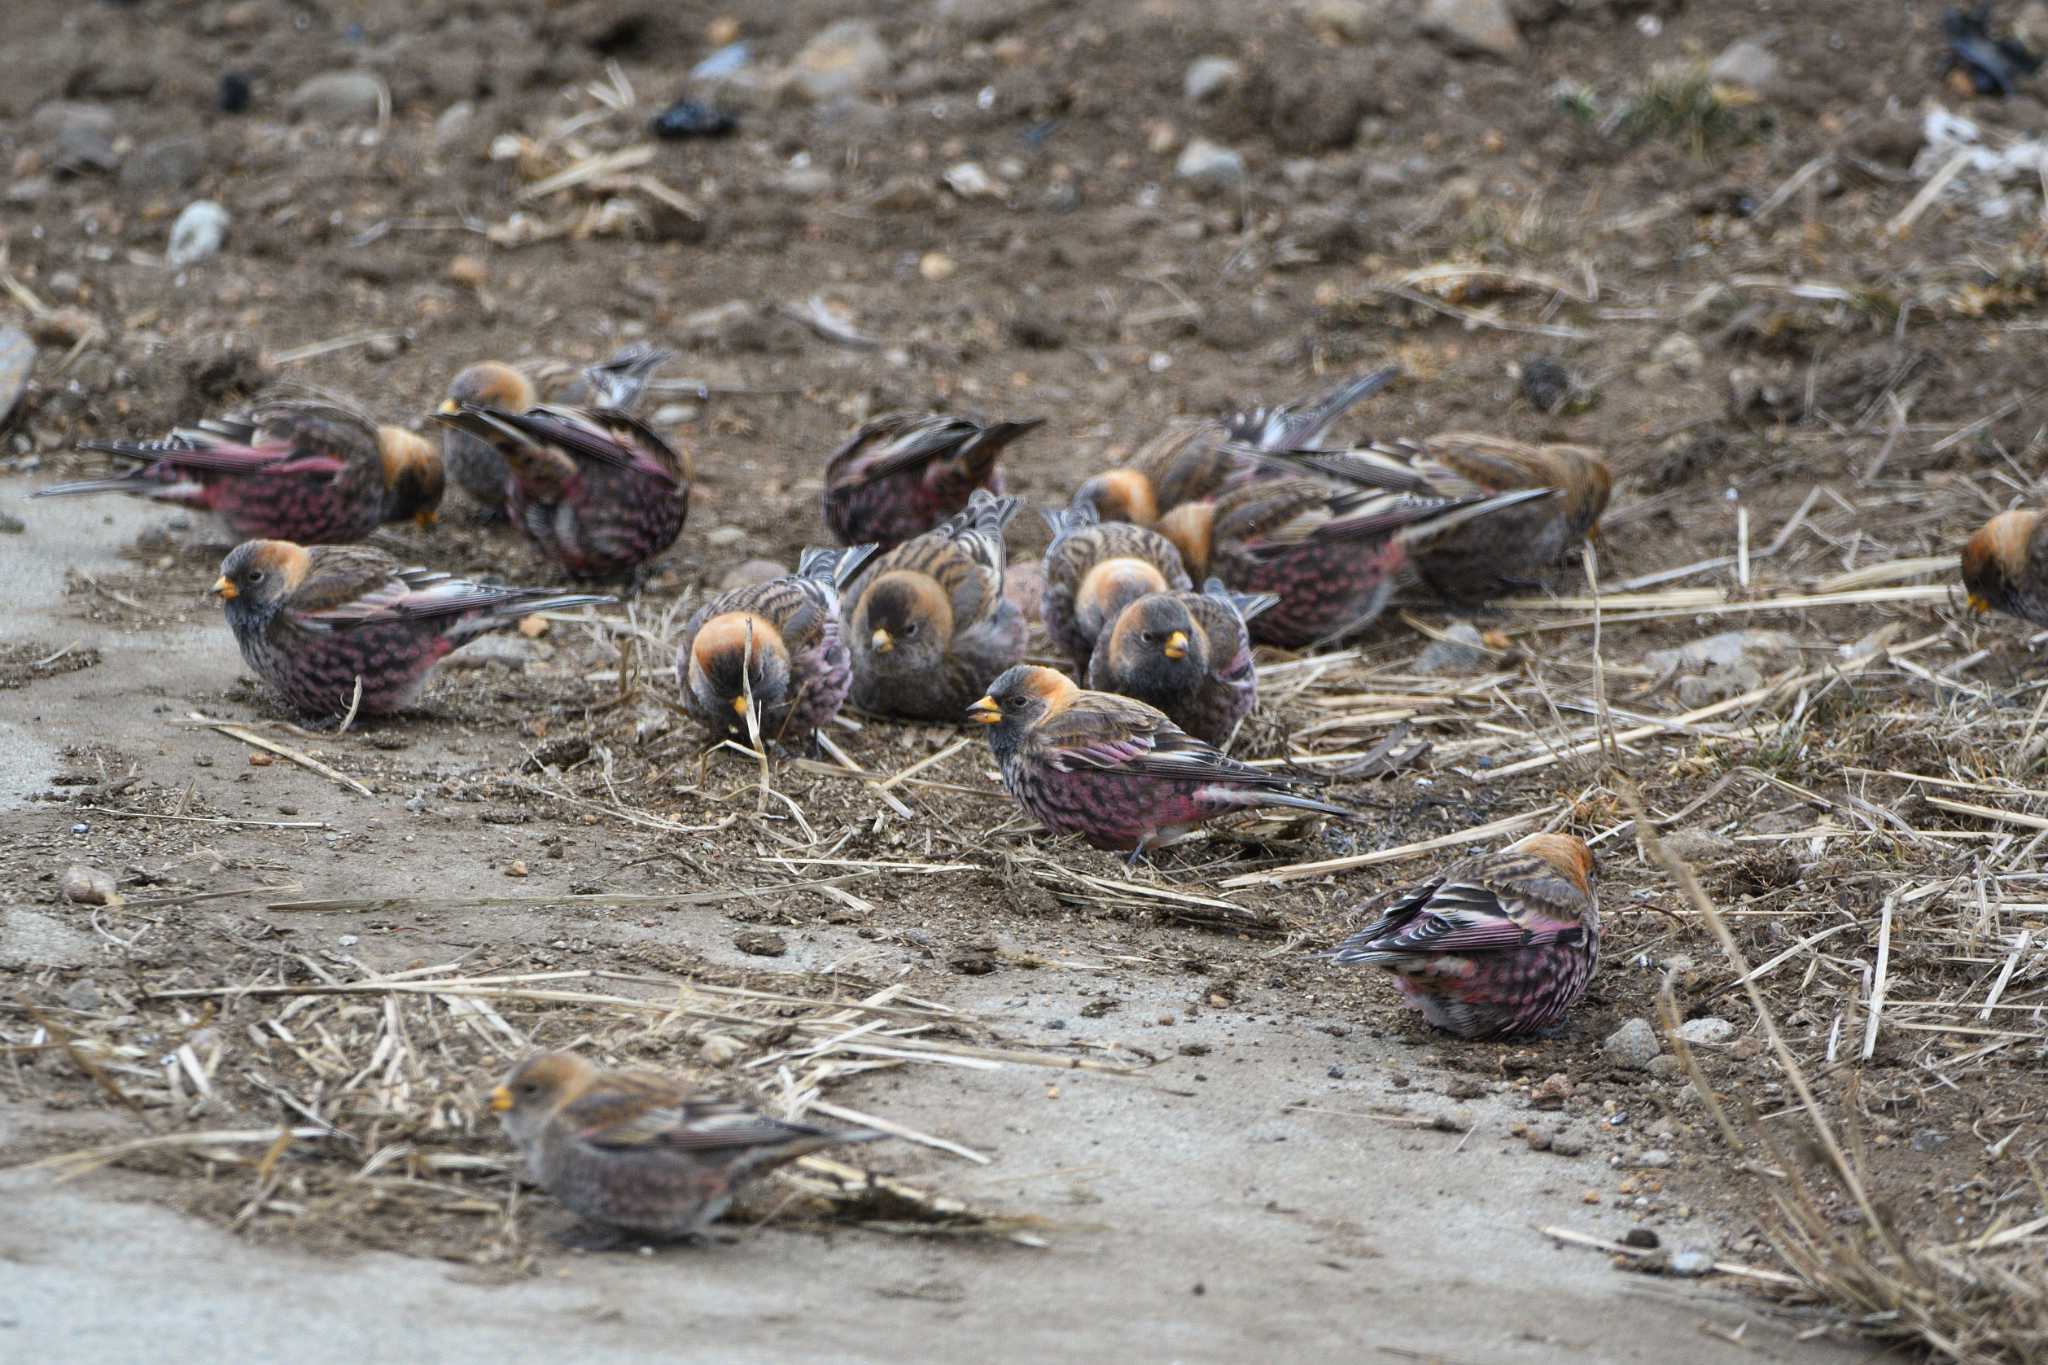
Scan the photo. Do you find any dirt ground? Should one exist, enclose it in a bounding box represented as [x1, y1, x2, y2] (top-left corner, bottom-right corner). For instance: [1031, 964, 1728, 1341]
[4, 0, 2046, 1361]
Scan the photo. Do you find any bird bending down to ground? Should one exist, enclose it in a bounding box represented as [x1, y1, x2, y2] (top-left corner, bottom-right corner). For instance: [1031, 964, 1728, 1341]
[439, 362, 536, 518]
[1085, 580, 1275, 747]
[491, 1051, 883, 1247]
[208, 540, 611, 717]
[1040, 504, 1195, 672]
[822, 411, 1043, 549]
[968, 664, 1349, 858]
[676, 544, 877, 749]
[435, 349, 689, 582]
[38, 397, 444, 543]
[1068, 367, 1397, 526]
[1962, 508, 2048, 626]
[1325, 834, 1600, 1039]
[1251, 432, 1611, 603]
[1154, 476, 1550, 648]
[847, 490, 1026, 720]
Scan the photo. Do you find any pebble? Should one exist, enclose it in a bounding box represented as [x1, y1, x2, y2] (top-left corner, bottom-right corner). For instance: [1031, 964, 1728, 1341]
[1621, 1227, 1660, 1249]
[167, 200, 230, 268]
[1602, 1018, 1662, 1069]
[705, 525, 747, 549]
[61, 978, 103, 1012]
[0, 327, 34, 424]
[1708, 39, 1780, 92]
[773, 165, 835, 197]
[1419, 0, 1522, 59]
[504, 860, 529, 878]
[434, 102, 475, 144]
[1326, 1064, 1345, 1080]
[919, 251, 958, 282]
[1910, 1128, 1950, 1153]
[1668, 1249, 1714, 1277]
[288, 71, 387, 124]
[1548, 1131, 1587, 1156]
[943, 161, 999, 198]
[692, 42, 750, 82]
[1184, 56, 1244, 104]
[1412, 621, 1488, 676]
[218, 72, 253, 114]
[1675, 1016, 1735, 1046]
[650, 98, 736, 139]
[721, 558, 787, 591]
[61, 864, 119, 906]
[447, 255, 488, 288]
[652, 403, 698, 427]
[734, 928, 788, 957]
[1645, 1054, 1683, 1079]
[1304, 0, 1377, 44]
[700, 1034, 745, 1065]
[120, 137, 205, 194]
[1175, 138, 1246, 187]
[1645, 332, 1704, 380]
[1520, 356, 1572, 412]
[1635, 1149, 1673, 1168]
[789, 20, 890, 103]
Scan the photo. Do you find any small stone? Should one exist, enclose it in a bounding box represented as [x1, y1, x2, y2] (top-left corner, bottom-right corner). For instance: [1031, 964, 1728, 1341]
[919, 251, 958, 282]
[1184, 56, 1244, 104]
[1645, 1055, 1683, 1079]
[61, 979, 103, 1012]
[1635, 1149, 1673, 1168]
[1622, 1227, 1661, 1249]
[505, 860, 529, 878]
[516, 614, 549, 639]
[871, 176, 937, 214]
[773, 165, 835, 197]
[218, 72, 253, 115]
[60, 865, 119, 906]
[1326, 1064, 1345, 1079]
[434, 102, 475, 144]
[721, 558, 787, 591]
[1668, 1249, 1714, 1277]
[1419, 0, 1523, 59]
[364, 334, 405, 362]
[447, 255, 489, 288]
[789, 19, 890, 103]
[1675, 1017, 1735, 1046]
[699, 1033, 745, 1065]
[1646, 332, 1704, 380]
[1602, 1018, 1662, 1070]
[705, 525, 747, 548]
[943, 161, 998, 198]
[649, 99, 737, 140]
[1520, 356, 1572, 413]
[1581, 1189, 1601, 1205]
[1708, 39, 1779, 92]
[1175, 138, 1246, 187]
[1145, 120, 1181, 156]
[1413, 621, 1488, 676]
[0, 328, 35, 424]
[707, 16, 742, 45]
[1304, 0, 1377, 44]
[119, 137, 205, 194]
[288, 71, 387, 125]
[1910, 1128, 1950, 1153]
[167, 200, 230, 268]
[1529, 1073, 1571, 1110]
[248, 752, 273, 767]
[1548, 1131, 1587, 1156]
[734, 928, 788, 957]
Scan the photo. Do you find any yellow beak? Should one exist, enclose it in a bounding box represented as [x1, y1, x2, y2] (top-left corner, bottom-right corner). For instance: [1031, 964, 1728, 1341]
[210, 576, 237, 600]
[489, 1085, 512, 1112]
[438, 398, 461, 415]
[1163, 630, 1189, 661]
[966, 695, 1001, 725]
[1968, 594, 1991, 614]
[732, 695, 750, 716]
[870, 628, 893, 653]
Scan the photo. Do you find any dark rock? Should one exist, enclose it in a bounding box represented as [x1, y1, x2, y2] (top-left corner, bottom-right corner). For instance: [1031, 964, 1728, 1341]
[218, 72, 253, 114]
[733, 929, 788, 957]
[1520, 356, 1572, 412]
[1622, 1227, 1661, 1249]
[650, 98, 736, 139]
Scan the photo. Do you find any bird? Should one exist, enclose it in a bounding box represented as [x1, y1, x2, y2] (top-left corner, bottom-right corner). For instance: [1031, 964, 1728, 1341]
[967, 664, 1350, 858]
[822, 411, 1043, 549]
[1251, 432, 1612, 603]
[1325, 834, 1600, 1040]
[490, 1050, 884, 1247]
[847, 489, 1026, 721]
[1068, 367, 1397, 526]
[1961, 507, 2048, 626]
[1152, 475, 1551, 648]
[438, 361, 536, 518]
[1085, 579, 1275, 747]
[36, 397, 444, 544]
[208, 540, 611, 717]
[1039, 503, 1194, 672]
[675, 544, 877, 749]
[434, 349, 690, 582]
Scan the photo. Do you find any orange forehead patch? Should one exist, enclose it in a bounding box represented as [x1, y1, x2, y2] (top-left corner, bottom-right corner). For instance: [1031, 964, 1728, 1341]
[250, 540, 314, 590]
[1970, 509, 2038, 579]
[1516, 833, 1595, 892]
[451, 361, 536, 411]
[1094, 469, 1159, 525]
[1078, 557, 1168, 615]
[692, 612, 788, 669]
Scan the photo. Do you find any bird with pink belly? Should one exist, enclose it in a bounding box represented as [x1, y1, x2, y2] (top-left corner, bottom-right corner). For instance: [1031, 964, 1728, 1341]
[822, 411, 1042, 549]
[1326, 834, 1600, 1040]
[491, 1050, 883, 1248]
[968, 665, 1349, 860]
[209, 540, 611, 718]
[1153, 475, 1549, 648]
[37, 397, 443, 543]
[1039, 503, 1194, 673]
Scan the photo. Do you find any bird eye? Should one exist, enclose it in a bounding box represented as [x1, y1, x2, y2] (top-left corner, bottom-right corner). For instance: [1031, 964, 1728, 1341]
[248, 570, 265, 584]
[904, 623, 919, 637]
[518, 1081, 539, 1096]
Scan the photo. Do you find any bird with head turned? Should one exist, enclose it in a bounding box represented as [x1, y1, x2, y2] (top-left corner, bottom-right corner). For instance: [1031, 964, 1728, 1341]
[1154, 475, 1550, 648]
[490, 1050, 883, 1247]
[434, 347, 690, 583]
[823, 411, 1043, 549]
[1069, 367, 1397, 526]
[1039, 504, 1195, 673]
[676, 544, 876, 750]
[1244, 432, 1612, 604]
[1085, 580, 1275, 747]
[1326, 833, 1600, 1040]
[847, 490, 1025, 720]
[1961, 508, 2048, 627]
[967, 664, 1350, 859]
[208, 540, 610, 717]
[439, 361, 536, 519]
[37, 397, 442, 544]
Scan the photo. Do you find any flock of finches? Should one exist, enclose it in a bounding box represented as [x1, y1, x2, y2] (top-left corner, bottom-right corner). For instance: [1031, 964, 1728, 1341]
[27, 345, 2040, 1247]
